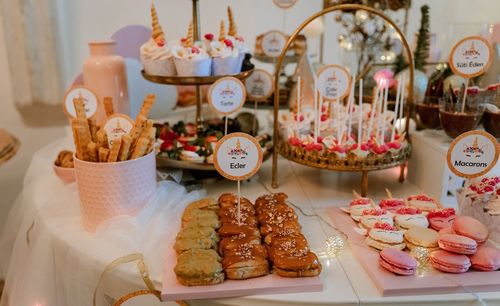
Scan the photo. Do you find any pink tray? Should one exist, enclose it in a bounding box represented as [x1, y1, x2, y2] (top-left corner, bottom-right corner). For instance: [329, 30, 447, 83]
[327, 207, 500, 297]
[162, 245, 323, 301]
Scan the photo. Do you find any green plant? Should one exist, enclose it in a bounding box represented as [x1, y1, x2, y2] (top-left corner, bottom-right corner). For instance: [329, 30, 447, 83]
[414, 5, 430, 71]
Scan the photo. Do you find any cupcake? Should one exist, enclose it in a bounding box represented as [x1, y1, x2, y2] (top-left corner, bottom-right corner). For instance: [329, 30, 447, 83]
[140, 3, 176, 76]
[210, 21, 241, 75]
[226, 6, 249, 72]
[172, 22, 212, 76]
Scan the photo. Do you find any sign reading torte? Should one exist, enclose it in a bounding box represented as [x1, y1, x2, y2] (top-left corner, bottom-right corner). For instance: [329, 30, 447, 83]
[208, 77, 246, 115]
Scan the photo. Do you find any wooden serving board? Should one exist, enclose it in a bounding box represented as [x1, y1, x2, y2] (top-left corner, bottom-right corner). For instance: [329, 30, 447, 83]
[327, 207, 500, 297]
[161, 245, 323, 301]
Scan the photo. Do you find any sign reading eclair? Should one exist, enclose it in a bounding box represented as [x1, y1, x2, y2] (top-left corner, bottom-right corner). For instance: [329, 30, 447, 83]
[245, 69, 274, 101]
[103, 114, 134, 147]
[213, 132, 263, 181]
[447, 130, 499, 178]
[63, 86, 99, 119]
[261, 30, 288, 58]
[317, 64, 351, 101]
[208, 77, 246, 115]
[449, 36, 493, 78]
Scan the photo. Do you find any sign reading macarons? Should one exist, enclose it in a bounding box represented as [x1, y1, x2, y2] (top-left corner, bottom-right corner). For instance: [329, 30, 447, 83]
[447, 130, 499, 179]
[63, 86, 99, 119]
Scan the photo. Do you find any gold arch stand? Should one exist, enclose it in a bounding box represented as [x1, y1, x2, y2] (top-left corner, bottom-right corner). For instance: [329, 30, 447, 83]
[271, 4, 414, 196]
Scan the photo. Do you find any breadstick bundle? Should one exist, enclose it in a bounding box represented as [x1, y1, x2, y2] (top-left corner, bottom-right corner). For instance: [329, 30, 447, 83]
[70, 94, 157, 163]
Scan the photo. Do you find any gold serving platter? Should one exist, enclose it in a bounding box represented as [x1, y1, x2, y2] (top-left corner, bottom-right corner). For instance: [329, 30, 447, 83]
[142, 68, 255, 86]
[278, 138, 411, 172]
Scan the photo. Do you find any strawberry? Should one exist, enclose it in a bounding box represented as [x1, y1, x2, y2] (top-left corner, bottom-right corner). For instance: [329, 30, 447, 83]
[191, 46, 200, 54]
[160, 141, 174, 151]
[321, 114, 328, 122]
[387, 141, 401, 149]
[223, 39, 233, 48]
[204, 33, 214, 41]
[288, 137, 302, 147]
[184, 144, 198, 152]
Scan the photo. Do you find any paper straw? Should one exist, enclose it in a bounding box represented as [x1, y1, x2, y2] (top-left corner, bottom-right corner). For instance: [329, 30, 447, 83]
[461, 78, 470, 113]
[398, 75, 406, 134]
[296, 76, 301, 136]
[358, 78, 363, 144]
[366, 84, 381, 141]
[314, 76, 319, 143]
[237, 180, 241, 225]
[381, 81, 389, 144]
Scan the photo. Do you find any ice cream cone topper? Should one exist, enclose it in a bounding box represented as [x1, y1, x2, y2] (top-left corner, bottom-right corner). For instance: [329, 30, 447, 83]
[219, 20, 226, 41]
[150, 3, 165, 46]
[182, 21, 194, 47]
[227, 6, 237, 37]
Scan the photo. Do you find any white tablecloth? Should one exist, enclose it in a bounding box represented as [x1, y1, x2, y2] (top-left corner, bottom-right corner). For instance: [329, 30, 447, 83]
[2, 137, 500, 306]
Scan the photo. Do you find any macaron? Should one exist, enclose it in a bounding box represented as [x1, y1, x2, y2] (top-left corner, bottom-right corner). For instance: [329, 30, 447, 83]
[379, 248, 417, 276]
[365, 222, 405, 251]
[430, 250, 471, 273]
[394, 207, 429, 230]
[452, 216, 489, 245]
[438, 234, 477, 255]
[349, 197, 375, 221]
[438, 227, 456, 237]
[427, 208, 456, 231]
[379, 198, 407, 214]
[469, 246, 500, 271]
[360, 208, 393, 229]
[404, 227, 439, 251]
[407, 194, 441, 212]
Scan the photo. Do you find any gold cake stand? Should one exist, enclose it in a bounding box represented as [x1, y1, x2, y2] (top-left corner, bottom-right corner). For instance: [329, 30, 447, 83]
[271, 4, 415, 196]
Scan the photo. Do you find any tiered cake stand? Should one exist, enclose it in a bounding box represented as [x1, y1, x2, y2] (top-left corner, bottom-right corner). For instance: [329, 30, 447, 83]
[271, 4, 415, 196]
[141, 0, 256, 170]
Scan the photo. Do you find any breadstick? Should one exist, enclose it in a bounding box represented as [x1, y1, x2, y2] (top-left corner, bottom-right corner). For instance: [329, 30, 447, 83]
[131, 137, 149, 159]
[107, 137, 122, 163]
[98, 147, 110, 163]
[73, 97, 87, 120]
[139, 119, 154, 140]
[75, 120, 91, 161]
[87, 141, 98, 162]
[97, 129, 109, 149]
[88, 118, 98, 143]
[138, 94, 156, 119]
[118, 135, 132, 161]
[103, 97, 114, 118]
[71, 119, 84, 160]
[146, 127, 157, 154]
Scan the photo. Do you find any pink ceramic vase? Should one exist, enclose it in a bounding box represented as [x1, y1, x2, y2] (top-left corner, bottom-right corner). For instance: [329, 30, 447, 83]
[83, 40, 130, 125]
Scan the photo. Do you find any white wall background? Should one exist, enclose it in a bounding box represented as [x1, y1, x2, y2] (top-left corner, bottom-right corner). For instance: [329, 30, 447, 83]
[1, 0, 500, 229]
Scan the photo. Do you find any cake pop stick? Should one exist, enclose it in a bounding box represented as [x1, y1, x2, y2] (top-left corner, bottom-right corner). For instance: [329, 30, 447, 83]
[385, 188, 393, 198]
[346, 75, 356, 141]
[391, 76, 402, 142]
[358, 79, 363, 144]
[296, 76, 301, 136]
[380, 81, 389, 144]
[461, 78, 470, 113]
[398, 75, 406, 135]
[314, 76, 319, 143]
[366, 85, 380, 141]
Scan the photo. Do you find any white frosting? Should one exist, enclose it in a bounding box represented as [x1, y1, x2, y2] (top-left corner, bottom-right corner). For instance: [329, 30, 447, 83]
[408, 199, 439, 211]
[360, 214, 394, 229]
[349, 204, 373, 218]
[369, 229, 404, 244]
[140, 38, 172, 60]
[210, 41, 238, 59]
[394, 214, 429, 229]
[228, 36, 250, 54]
[172, 45, 209, 61]
[180, 150, 204, 163]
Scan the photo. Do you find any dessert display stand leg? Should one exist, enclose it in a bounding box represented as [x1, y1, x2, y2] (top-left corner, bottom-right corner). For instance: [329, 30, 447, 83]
[195, 85, 203, 131]
[399, 163, 406, 183]
[361, 171, 368, 196]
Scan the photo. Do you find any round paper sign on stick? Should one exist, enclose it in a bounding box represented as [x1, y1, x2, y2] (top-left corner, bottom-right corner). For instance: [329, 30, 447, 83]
[317, 65, 351, 101]
[63, 86, 99, 119]
[213, 132, 263, 181]
[208, 77, 246, 115]
[103, 114, 134, 147]
[273, 0, 298, 9]
[447, 130, 499, 179]
[261, 30, 288, 58]
[449, 36, 493, 79]
[245, 69, 274, 101]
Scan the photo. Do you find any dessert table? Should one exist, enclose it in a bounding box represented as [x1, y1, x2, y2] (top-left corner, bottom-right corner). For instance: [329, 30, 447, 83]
[1, 136, 500, 306]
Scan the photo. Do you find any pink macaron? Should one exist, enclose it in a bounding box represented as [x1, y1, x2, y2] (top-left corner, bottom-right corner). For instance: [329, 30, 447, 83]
[452, 216, 489, 245]
[438, 234, 477, 255]
[469, 247, 500, 271]
[427, 208, 456, 231]
[379, 248, 417, 276]
[438, 227, 456, 237]
[430, 250, 471, 273]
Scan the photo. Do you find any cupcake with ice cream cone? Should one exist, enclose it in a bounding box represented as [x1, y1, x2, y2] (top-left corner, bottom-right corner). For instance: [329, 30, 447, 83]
[210, 21, 240, 75]
[226, 6, 248, 71]
[172, 22, 212, 76]
[140, 3, 176, 76]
